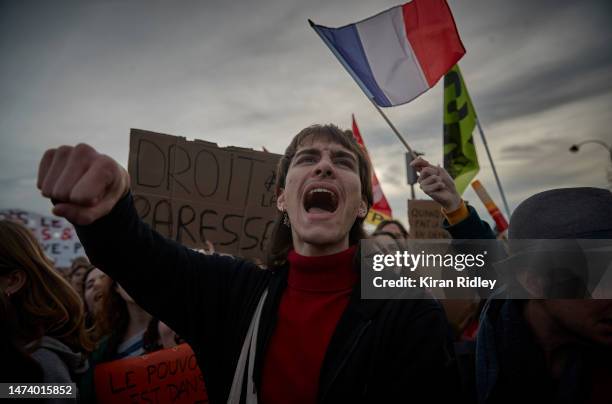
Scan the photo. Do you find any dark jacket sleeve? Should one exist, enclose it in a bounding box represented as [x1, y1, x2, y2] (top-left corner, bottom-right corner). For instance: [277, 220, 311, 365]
[444, 205, 496, 239]
[371, 301, 462, 403]
[74, 192, 268, 348]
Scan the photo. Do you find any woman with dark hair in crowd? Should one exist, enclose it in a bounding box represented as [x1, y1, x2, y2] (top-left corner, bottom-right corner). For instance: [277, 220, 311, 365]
[0, 220, 93, 386]
[69, 256, 92, 298]
[92, 280, 154, 360]
[374, 219, 409, 239]
[81, 266, 108, 337]
[79, 277, 163, 402]
[370, 230, 403, 256]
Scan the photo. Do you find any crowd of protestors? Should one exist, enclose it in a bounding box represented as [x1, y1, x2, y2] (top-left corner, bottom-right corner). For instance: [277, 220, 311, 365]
[0, 220, 93, 391]
[1, 123, 610, 403]
[0, 220, 183, 402]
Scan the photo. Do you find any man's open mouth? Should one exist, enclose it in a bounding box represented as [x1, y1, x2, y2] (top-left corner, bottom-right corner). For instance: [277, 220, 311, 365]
[303, 187, 339, 214]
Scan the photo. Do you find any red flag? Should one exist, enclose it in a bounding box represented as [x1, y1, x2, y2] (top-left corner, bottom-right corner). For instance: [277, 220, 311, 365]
[351, 115, 393, 225]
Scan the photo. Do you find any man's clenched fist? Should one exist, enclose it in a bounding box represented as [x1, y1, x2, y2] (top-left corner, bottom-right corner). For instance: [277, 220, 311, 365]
[37, 144, 130, 225]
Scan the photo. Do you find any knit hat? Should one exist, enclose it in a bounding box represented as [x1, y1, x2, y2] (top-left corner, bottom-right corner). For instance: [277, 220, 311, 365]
[500, 188, 612, 298]
[508, 187, 612, 239]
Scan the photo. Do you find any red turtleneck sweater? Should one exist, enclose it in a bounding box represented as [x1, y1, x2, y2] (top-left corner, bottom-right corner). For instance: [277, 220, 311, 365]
[260, 246, 358, 403]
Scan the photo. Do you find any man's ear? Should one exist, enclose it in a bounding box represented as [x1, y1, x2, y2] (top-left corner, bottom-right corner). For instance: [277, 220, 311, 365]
[357, 199, 368, 218]
[3, 269, 26, 296]
[277, 189, 286, 212]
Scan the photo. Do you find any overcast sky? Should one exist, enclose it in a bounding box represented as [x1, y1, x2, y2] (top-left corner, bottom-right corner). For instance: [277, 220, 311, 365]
[1, 0, 611, 229]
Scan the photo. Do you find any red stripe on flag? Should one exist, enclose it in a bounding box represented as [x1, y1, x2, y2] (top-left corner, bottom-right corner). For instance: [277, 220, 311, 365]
[401, 0, 465, 87]
[351, 115, 393, 219]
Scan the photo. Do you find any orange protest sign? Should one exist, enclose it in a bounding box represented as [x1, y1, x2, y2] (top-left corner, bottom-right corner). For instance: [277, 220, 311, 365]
[94, 344, 208, 404]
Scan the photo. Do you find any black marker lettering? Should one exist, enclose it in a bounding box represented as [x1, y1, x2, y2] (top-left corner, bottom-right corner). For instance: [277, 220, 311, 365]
[194, 149, 219, 197]
[177, 205, 196, 244]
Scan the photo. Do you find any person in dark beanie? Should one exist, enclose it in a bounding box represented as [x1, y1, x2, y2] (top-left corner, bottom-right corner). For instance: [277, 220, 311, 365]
[474, 188, 612, 404]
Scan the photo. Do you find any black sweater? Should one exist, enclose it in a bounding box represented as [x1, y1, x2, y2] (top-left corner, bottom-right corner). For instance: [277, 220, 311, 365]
[76, 193, 460, 403]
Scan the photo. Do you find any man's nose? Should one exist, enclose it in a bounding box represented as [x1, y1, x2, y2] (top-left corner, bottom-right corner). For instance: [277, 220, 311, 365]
[314, 158, 334, 178]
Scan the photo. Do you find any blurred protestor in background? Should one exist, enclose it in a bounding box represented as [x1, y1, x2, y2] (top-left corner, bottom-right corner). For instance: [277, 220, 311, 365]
[146, 318, 184, 350]
[79, 277, 164, 402]
[69, 256, 92, 298]
[369, 230, 404, 265]
[81, 266, 108, 340]
[413, 155, 612, 402]
[0, 220, 92, 387]
[471, 188, 612, 404]
[92, 280, 154, 361]
[370, 230, 400, 247]
[374, 219, 409, 239]
[54, 265, 72, 282]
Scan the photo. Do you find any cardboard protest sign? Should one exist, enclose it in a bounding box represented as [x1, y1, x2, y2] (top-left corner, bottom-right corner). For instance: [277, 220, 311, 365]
[0, 209, 83, 267]
[94, 343, 208, 404]
[128, 129, 281, 261]
[407, 200, 451, 239]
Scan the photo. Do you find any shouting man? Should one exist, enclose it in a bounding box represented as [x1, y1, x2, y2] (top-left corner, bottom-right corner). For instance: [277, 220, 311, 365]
[38, 124, 458, 403]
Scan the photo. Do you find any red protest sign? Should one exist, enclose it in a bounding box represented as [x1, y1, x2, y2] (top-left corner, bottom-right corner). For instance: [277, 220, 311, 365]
[94, 344, 208, 404]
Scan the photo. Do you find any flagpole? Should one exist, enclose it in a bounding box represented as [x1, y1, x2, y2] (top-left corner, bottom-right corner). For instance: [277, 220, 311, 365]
[475, 117, 511, 218]
[368, 98, 418, 159]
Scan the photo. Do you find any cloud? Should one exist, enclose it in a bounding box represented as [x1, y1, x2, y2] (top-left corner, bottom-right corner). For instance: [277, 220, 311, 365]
[1, 0, 611, 227]
[500, 144, 545, 160]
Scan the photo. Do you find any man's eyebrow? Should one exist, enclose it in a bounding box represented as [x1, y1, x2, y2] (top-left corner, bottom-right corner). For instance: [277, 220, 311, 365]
[330, 149, 357, 161]
[294, 148, 321, 158]
[294, 147, 357, 162]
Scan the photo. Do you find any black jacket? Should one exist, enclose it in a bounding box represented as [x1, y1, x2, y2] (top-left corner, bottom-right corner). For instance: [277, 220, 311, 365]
[444, 207, 612, 404]
[76, 193, 460, 403]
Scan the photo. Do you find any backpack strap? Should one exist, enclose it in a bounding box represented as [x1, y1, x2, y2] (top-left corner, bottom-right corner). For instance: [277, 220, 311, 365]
[227, 289, 269, 404]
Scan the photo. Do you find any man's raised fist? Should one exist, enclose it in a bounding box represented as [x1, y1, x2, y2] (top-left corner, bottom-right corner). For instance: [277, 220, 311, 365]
[37, 143, 130, 225]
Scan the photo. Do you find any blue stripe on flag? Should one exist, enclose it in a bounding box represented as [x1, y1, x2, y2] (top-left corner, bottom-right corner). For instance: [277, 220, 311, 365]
[313, 23, 391, 107]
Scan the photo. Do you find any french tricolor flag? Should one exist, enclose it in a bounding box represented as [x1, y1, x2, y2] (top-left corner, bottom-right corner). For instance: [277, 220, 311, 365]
[310, 0, 465, 107]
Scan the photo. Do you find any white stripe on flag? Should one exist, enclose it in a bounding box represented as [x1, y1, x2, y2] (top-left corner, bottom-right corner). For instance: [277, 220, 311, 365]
[355, 6, 429, 105]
